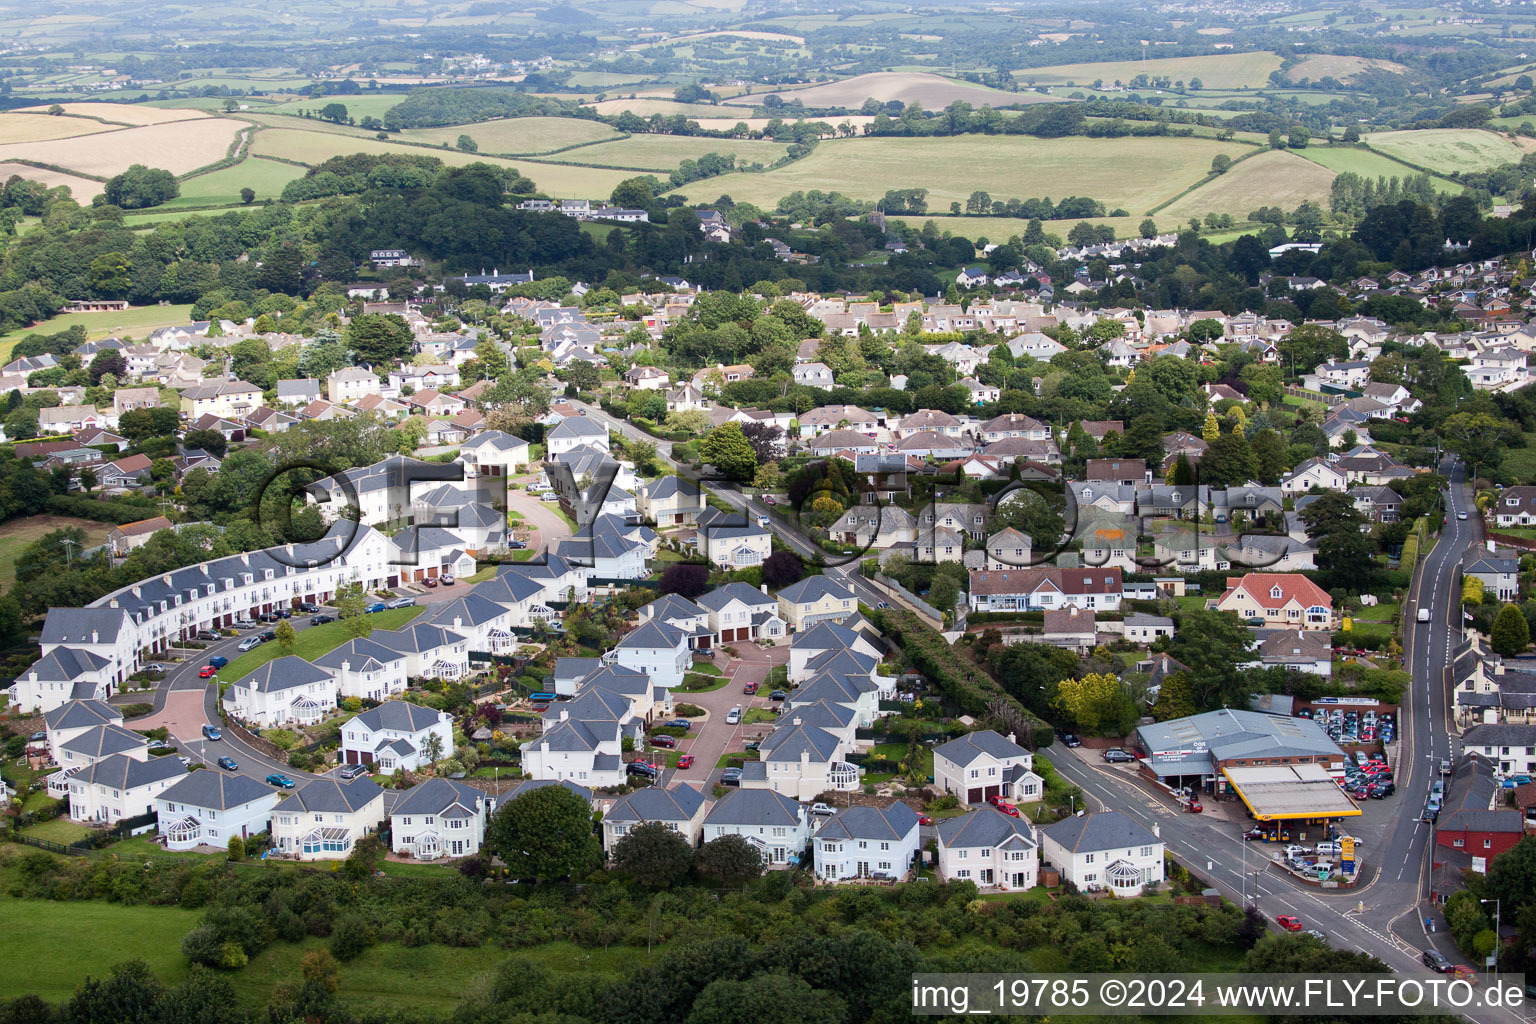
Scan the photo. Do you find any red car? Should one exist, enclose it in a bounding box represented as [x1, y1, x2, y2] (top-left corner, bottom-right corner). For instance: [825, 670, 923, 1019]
[198, 665, 217, 678]
[1187, 798, 1203, 813]
[742, 681, 759, 695]
[650, 734, 677, 749]
[1276, 915, 1303, 931]
[423, 577, 439, 588]
[987, 795, 1020, 817]
[918, 814, 934, 826]
[677, 754, 694, 769]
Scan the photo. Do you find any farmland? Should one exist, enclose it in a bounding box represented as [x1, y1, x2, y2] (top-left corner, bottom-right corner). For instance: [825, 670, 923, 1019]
[0, 118, 240, 179]
[671, 134, 1234, 215]
[0, 112, 115, 143]
[1284, 54, 1412, 84]
[585, 98, 745, 119]
[1296, 145, 1462, 192]
[400, 116, 621, 155]
[1158, 150, 1337, 221]
[0, 516, 112, 595]
[1362, 129, 1528, 174]
[887, 214, 1146, 243]
[1015, 52, 1283, 90]
[736, 71, 1055, 109]
[17, 101, 210, 125]
[571, 133, 793, 170]
[167, 158, 306, 207]
[0, 303, 194, 363]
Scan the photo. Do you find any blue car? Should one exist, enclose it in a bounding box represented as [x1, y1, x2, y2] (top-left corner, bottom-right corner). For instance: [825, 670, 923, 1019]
[216, 756, 238, 772]
[366, 602, 387, 613]
[208, 655, 228, 669]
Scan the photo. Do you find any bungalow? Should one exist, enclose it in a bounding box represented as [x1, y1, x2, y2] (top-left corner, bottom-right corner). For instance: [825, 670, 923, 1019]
[156, 771, 280, 852]
[275, 379, 322, 408]
[271, 777, 387, 860]
[936, 808, 1039, 890]
[108, 516, 174, 557]
[101, 454, 153, 488]
[967, 567, 1123, 614]
[812, 803, 921, 882]
[339, 700, 453, 772]
[1493, 486, 1536, 527]
[792, 362, 835, 388]
[624, 365, 670, 390]
[388, 778, 496, 860]
[1039, 811, 1165, 895]
[1124, 613, 1175, 644]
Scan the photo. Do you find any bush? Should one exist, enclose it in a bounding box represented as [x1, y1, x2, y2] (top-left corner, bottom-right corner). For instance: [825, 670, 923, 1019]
[119, 702, 153, 718]
[329, 913, 373, 961]
[674, 703, 706, 717]
[227, 836, 244, 862]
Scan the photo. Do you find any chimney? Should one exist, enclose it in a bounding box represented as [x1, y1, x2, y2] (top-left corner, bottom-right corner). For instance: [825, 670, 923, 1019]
[91, 631, 98, 644]
[761, 584, 769, 595]
[1007, 732, 1016, 746]
[131, 585, 141, 598]
[792, 717, 802, 727]
[559, 709, 569, 722]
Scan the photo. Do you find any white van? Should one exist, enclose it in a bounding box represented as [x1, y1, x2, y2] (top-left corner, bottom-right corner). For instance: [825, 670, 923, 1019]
[1417, 607, 1431, 623]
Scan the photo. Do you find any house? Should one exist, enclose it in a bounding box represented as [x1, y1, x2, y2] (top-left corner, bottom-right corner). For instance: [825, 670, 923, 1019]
[108, 516, 174, 557]
[601, 783, 708, 854]
[53, 722, 145, 771]
[775, 576, 857, 632]
[967, 567, 1123, 614]
[112, 387, 162, 415]
[701, 522, 772, 570]
[66, 753, 186, 825]
[956, 266, 990, 287]
[546, 416, 609, 457]
[1039, 811, 1165, 895]
[389, 778, 496, 860]
[1085, 459, 1147, 488]
[1461, 723, 1536, 776]
[101, 454, 153, 488]
[223, 656, 338, 728]
[936, 807, 1039, 890]
[788, 620, 883, 683]
[1043, 606, 1097, 652]
[43, 699, 122, 764]
[1494, 486, 1536, 527]
[327, 366, 383, 404]
[1466, 557, 1520, 603]
[812, 802, 922, 882]
[624, 365, 670, 390]
[275, 379, 322, 408]
[1124, 613, 1175, 644]
[178, 381, 263, 420]
[1349, 486, 1403, 523]
[701, 788, 812, 867]
[339, 701, 453, 773]
[1248, 629, 1333, 676]
[37, 606, 136, 694]
[792, 362, 835, 388]
[458, 431, 531, 477]
[1433, 755, 1526, 874]
[270, 777, 386, 860]
[1215, 573, 1333, 630]
[696, 583, 785, 645]
[934, 731, 1041, 806]
[637, 475, 704, 527]
[606, 619, 690, 689]
[156, 771, 280, 851]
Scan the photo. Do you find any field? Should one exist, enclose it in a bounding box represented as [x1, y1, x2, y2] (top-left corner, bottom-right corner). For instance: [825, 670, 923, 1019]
[16, 101, 209, 125]
[0, 515, 112, 595]
[1158, 150, 1337, 221]
[1284, 54, 1412, 84]
[571, 133, 792, 170]
[400, 116, 620, 154]
[585, 98, 746, 119]
[250, 128, 634, 197]
[886, 214, 1146, 243]
[0, 303, 194, 362]
[214, 606, 424, 682]
[1295, 144, 1460, 190]
[0, 160, 102, 199]
[672, 134, 1233, 215]
[1362, 129, 1527, 174]
[0, 112, 115, 143]
[1015, 52, 1283, 90]
[166, 158, 306, 206]
[0, 118, 241, 178]
[734, 71, 1054, 109]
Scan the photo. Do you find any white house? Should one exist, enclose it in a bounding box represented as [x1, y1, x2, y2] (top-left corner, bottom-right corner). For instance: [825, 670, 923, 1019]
[933, 731, 1041, 806]
[521, 711, 625, 788]
[43, 699, 123, 765]
[606, 620, 690, 689]
[1123, 614, 1175, 644]
[313, 638, 409, 703]
[271, 777, 387, 860]
[701, 523, 772, 570]
[788, 621, 883, 683]
[701, 788, 812, 867]
[223, 656, 338, 728]
[156, 771, 280, 852]
[546, 416, 610, 457]
[601, 783, 708, 854]
[696, 582, 785, 645]
[812, 802, 921, 882]
[1282, 458, 1348, 496]
[1039, 811, 1165, 895]
[67, 753, 186, 825]
[389, 777, 496, 860]
[10, 647, 115, 715]
[935, 807, 1039, 890]
[458, 430, 532, 477]
[339, 701, 454, 772]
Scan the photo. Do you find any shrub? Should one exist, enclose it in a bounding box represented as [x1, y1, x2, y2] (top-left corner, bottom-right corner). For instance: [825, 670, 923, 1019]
[673, 703, 706, 717]
[226, 836, 244, 862]
[120, 702, 153, 718]
[329, 913, 373, 961]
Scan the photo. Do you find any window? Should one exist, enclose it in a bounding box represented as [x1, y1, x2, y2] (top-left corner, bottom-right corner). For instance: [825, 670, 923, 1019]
[1085, 853, 1095, 864]
[1454, 838, 1465, 847]
[1483, 839, 1492, 849]
[957, 869, 971, 879]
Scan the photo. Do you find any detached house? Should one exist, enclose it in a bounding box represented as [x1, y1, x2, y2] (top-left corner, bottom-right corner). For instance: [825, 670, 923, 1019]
[776, 576, 857, 632]
[936, 808, 1039, 890]
[934, 731, 1041, 806]
[637, 475, 704, 526]
[156, 771, 279, 852]
[1040, 811, 1165, 895]
[271, 777, 386, 860]
[812, 803, 921, 882]
[1494, 486, 1536, 527]
[67, 753, 186, 825]
[696, 583, 785, 645]
[339, 701, 453, 773]
[1215, 573, 1333, 630]
[389, 778, 496, 860]
[223, 656, 338, 728]
[602, 783, 708, 854]
[606, 619, 690, 689]
[701, 788, 812, 867]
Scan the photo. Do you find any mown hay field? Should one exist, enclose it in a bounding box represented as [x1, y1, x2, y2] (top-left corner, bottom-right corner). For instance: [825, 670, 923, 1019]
[400, 116, 621, 154]
[0, 160, 102, 199]
[0, 118, 241, 177]
[18, 101, 210, 125]
[1157, 149, 1337, 221]
[672, 134, 1232, 215]
[1362, 129, 1526, 174]
[584, 98, 747, 119]
[1284, 54, 1412, 83]
[733, 71, 1054, 109]
[571, 133, 792, 170]
[1015, 51, 1283, 90]
[0, 112, 114, 143]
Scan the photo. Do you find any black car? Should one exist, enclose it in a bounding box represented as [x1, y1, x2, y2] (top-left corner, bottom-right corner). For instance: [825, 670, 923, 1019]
[297, 602, 320, 614]
[256, 612, 279, 623]
[1422, 949, 1453, 973]
[258, 629, 276, 642]
[1368, 782, 1395, 798]
[1102, 748, 1135, 763]
[310, 614, 335, 625]
[768, 689, 787, 701]
[1058, 732, 1081, 748]
[625, 762, 658, 779]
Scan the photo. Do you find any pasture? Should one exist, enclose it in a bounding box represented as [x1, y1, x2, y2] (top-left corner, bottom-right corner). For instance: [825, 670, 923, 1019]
[1362, 129, 1527, 174]
[167, 158, 306, 206]
[1157, 149, 1336, 221]
[0, 303, 194, 362]
[734, 71, 1052, 110]
[16, 101, 210, 125]
[1015, 52, 1283, 90]
[400, 116, 620, 154]
[571, 133, 792, 170]
[0, 161, 102, 200]
[0, 118, 241, 178]
[886, 214, 1147, 243]
[1296, 145, 1461, 191]
[1284, 54, 1412, 84]
[0, 112, 113, 143]
[584, 98, 751, 119]
[671, 134, 1233, 215]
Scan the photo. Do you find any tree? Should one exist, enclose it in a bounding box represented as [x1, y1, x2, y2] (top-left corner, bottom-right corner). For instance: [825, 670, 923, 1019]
[274, 619, 296, 654]
[102, 165, 178, 209]
[611, 821, 694, 889]
[659, 562, 710, 599]
[761, 550, 804, 588]
[739, 421, 785, 464]
[1492, 603, 1530, 657]
[611, 176, 656, 210]
[992, 487, 1064, 550]
[183, 428, 228, 457]
[694, 833, 764, 886]
[347, 313, 412, 365]
[1288, 125, 1310, 148]
[698, 422, 757, 481]
[484, 784, 600, 882]
[1152, 671, 1198, 721]
[1167, 609, 1256, 711]
[687, 974, 846, 1024]
[1268, 128, 1285, 149]
[1199, 431, 1256, 487]
[1202, 411, 1221, 443]
[240, 187, 256, 204]
[227, 835, 245, 861]
[1211, 153, 1232, 175]
[1169, 452, 1195, 486]
[456, 134, 477, 152]
[1053, 672, 1132, 735]
[320, 102, 349, 124]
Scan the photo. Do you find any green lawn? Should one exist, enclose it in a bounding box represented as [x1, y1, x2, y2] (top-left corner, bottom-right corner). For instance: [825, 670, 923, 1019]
[0, 303, 194, 362]
[742, 707, 777, 725]
[0, 895, 203, 1002]
[21, 818, 95, 844]
[678, 672, 731, 693]
[216, 608, 423, 682]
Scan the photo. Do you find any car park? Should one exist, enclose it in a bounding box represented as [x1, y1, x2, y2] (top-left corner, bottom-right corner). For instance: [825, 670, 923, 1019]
[1276, 915, 1303, 931]
[198, 665, 218, 678]
[202, 724, 222, 740]
[338, 764, 366, 780]
[1102, 748, 1135, 763]
[266, 773, 295, 789]
[217, 756, 238, 772]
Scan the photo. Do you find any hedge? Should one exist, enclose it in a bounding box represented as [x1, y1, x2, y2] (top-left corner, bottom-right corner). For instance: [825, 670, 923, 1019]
[46, 493, 161, 524]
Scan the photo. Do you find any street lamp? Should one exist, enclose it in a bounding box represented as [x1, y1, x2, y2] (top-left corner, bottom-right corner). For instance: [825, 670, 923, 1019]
[1480, 899, 1500, 971]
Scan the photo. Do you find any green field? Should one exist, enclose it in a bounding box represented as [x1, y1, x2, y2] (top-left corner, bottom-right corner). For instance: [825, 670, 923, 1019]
[1362, 129, 1528, 174]
[167, 157, 306, 206]
[400, 116, 620, 154]
[886, 213, 1148, 243]
[1016, 52, 1284, 91]
[0, 515, 113, 594]
[672, 134, 1233, 214]
[571, 133, 792, 170]
[1296, 145, 1462, 191]
[216, 606, 424, 682]
[0, 302, 194, 361]
[1159, 149, 1336, 221]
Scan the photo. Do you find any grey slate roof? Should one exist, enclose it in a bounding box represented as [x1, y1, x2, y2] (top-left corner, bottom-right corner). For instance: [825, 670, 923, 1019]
[286, 777, 385, 814]
[703, 787, 803, 826]
[936, 807, 1038, 849]
[27, 648, 109, 681]
[76, 752, 186, 790]
[617, 619, 685, 650]
[390, 777, 489, 818]
[1042, 811, 1160, 854]
[424, 593, 512, 628]
[814, 802, 920, 842]
[61, 724, 147, 759]
[645, 475, 700, 500]
[502, 778, 593, 803]
[776, 576, 855, 605]
[695, 582, 777, 612]
[348, 700, 444, 734]
[313, 637, 407, 674]
[606, 783, 706, 824]
[159, 769, 274, 811]
[1463, 723, 1536, 747]
[760, 721, 840, 763]
[41, 607, 130, 645]
[233, 656, 332, 694]
[371, 622, 468, 655]
[547, 416, 608, 441]
[791, 620, 862, 652]
[934, 730, 1030, 768]
[43, 698, 120, 732]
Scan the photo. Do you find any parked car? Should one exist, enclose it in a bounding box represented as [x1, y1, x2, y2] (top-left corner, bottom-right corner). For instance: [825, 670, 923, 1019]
[26, 731, 44, 742]
[258, 629, 276, 642]
[423, 577, 439, 588]
[1102, 748, 1135, 763]
[768, 690, 787, 701]
[365, 602, 386, 613]
[202, 725, 222, 741]
[1276, 915, 1303, 931]
[386, 597, 415, 610]
[297, 602, 320, 613]
[208, 655, 228, 668]
[718, 773, 741, 787]
[694, 648, 715, 659]
[178, 756, 192, 767]
[918, 814, 934, 826]
[216, 756, 238, 772]
[989, 798, 1020, 817]
[1243, 827, 1268, 841]
[1423, 949, 1454, 973]
[233, 618, 256, 630]
[198, 665, 218, 678]
[1058, 732, 1081, 748]
[148, 739, 167, 751]
[742, 681, 759, 695]
[676, 754, 694, 769]
[811, 802, 836, 816]
[725, 707, 742, 725]
[440, 573, 455, 585]
[650, 734, 677, 749]
[338, 763, 366, 780]
[265, 773, 295, 789]
[1187, 798, 1203, 813]
[626, 762, 658, 779]
[196, 630, 220, 641]
[237, 636, 262, 652]
[1440, 759, 1453, 776]
[508, 540, 527, 550]
[311, 614, 335, 625]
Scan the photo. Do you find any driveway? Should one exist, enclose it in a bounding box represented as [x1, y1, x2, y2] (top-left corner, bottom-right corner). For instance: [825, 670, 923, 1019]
[663, 643, 788, 788]
[505, 477, 570, 556]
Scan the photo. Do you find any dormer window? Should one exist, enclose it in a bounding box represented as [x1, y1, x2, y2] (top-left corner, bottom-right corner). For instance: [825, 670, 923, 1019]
[1270, 586, 1283, 599]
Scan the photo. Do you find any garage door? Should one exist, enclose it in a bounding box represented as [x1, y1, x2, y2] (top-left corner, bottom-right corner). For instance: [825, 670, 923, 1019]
[968, 787, 983, 803]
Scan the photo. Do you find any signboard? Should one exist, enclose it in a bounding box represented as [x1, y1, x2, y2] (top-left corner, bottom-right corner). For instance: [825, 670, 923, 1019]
[1310, 697, 1381, 707]
[1341, 836, 1356, 862]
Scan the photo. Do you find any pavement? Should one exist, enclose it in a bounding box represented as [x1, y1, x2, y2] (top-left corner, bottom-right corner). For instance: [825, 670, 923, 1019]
[660, 642, 789, 788]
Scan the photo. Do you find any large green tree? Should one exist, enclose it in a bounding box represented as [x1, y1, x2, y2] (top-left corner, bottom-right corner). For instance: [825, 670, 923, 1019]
[1491, 603, 1530, 658]
[485, 783, 600, 882]
[611, 821, 694, 890]
[698, 422, 757, 481]
[347, 313, 412, 366]
[693, 834, 764, 886]
[1167, 610, 1256, 711]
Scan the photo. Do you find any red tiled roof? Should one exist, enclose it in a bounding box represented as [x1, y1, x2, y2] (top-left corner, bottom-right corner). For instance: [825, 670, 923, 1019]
[1218, 573, 1331, 610]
